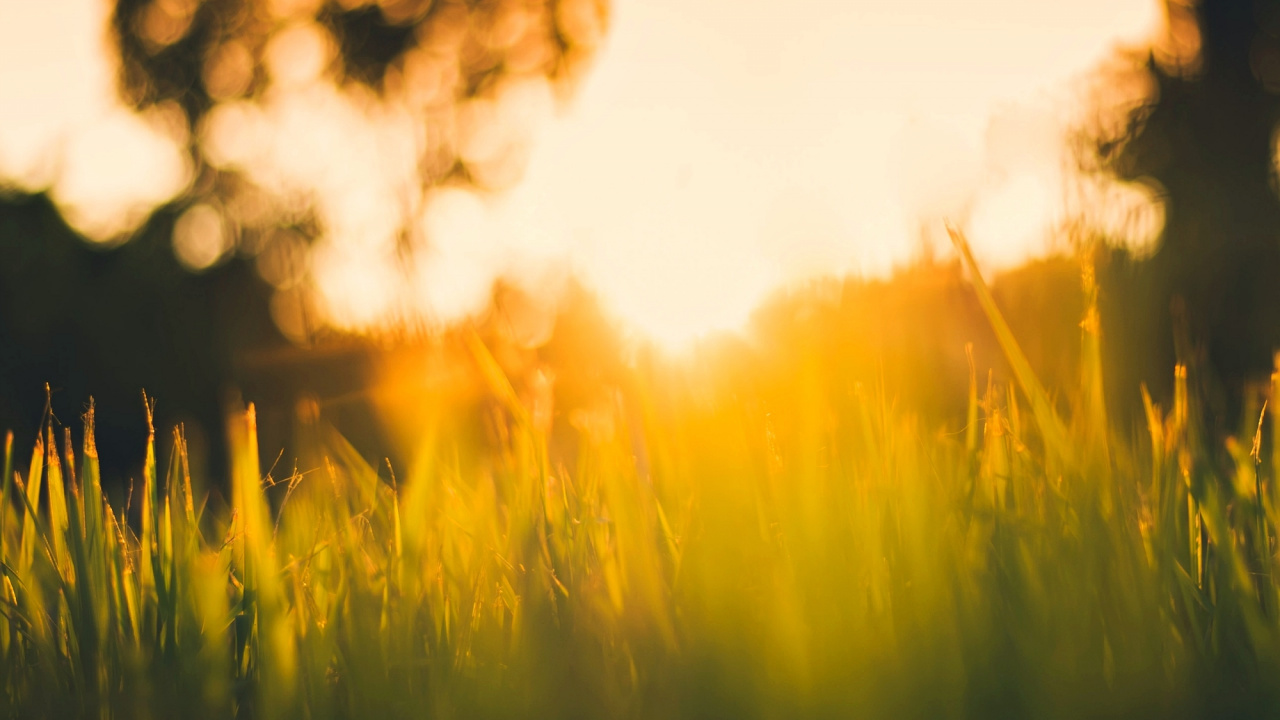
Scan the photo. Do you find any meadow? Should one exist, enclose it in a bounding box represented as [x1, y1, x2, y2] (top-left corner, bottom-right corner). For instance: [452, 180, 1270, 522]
[1, 229, 1278, 719]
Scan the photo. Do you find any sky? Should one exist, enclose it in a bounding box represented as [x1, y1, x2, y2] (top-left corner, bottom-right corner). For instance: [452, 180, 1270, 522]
[472, 0, 1164, 346]
[0, 0, 1165, 349]
[0, 0, 191, 239]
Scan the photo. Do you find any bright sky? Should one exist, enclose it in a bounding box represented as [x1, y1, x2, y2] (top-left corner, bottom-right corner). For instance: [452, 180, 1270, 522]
[0, 0, 1165, 349]
[475, 0, 1164, 347]
[0, 0, 191, 239]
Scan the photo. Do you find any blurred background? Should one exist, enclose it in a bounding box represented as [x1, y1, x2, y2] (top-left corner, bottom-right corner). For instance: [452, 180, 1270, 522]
[2, 0, 1278, 483]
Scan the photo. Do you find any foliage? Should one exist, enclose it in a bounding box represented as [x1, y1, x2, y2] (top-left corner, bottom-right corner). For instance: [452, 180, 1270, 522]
[1, 233, 1279, 718]
[1098, 0, 1280, 406]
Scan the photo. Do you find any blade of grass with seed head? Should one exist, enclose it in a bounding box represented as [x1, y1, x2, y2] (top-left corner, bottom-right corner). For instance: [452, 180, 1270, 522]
[947, 223, 1071, 465]
[229, 403, 297, 717]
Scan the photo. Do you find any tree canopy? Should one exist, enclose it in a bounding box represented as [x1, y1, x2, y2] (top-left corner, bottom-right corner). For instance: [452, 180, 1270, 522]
[1097, 0, 1280, 424]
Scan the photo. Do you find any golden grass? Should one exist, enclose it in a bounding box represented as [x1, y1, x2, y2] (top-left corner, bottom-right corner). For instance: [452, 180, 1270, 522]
[1, 235, 1279, 717]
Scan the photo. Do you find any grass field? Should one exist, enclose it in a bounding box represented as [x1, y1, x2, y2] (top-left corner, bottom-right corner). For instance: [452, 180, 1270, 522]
[2, 231, 1279, 719]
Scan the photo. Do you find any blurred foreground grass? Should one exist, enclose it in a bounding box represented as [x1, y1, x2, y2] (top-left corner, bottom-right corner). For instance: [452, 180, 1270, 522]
[3, 232, 1280, 718]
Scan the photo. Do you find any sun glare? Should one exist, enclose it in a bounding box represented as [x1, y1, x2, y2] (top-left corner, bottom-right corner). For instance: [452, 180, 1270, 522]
[410, 0, 1163, 348]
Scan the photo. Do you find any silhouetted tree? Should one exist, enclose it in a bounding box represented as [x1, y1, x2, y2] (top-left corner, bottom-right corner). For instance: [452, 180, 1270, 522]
[110, 0, 607, 172]
[1100, 0, 1280, 430]
[0, 0, 609, 481]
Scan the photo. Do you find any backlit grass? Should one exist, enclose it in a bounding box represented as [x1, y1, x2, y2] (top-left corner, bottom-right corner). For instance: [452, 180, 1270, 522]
[2, 231, 1279, 718]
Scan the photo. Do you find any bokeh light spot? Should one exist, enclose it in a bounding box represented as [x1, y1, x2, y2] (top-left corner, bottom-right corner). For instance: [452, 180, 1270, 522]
[173, 204, 231, 271]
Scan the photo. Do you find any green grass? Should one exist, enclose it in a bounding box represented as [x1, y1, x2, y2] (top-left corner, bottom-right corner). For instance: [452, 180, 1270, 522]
[3, 234, 1280, 718]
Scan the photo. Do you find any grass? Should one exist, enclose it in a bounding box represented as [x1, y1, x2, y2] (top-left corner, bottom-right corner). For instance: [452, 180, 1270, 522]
[2, 231, 1280, 718]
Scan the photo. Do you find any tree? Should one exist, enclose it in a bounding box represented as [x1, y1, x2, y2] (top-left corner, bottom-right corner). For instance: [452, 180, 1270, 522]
[110, 0, 607, 176]
[0, 0, 610, 479]
[1099, 0, 1280, 428]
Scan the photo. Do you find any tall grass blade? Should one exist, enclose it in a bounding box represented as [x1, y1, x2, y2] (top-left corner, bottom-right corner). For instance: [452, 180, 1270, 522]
[947, 223, 1071, 464]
